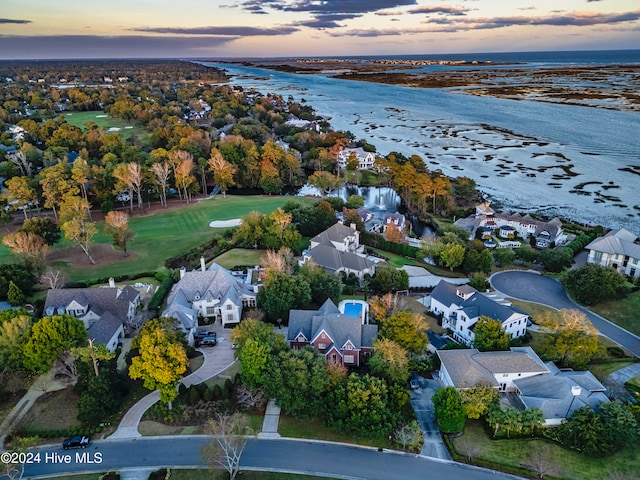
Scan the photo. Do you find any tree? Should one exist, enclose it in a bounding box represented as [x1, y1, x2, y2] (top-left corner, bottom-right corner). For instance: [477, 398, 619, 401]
[394, 420, 423, 451]
[21, 216, 61, 246]
[562, 263, 629, 305]
[384, 222, 405, 243]
[0, 313, 32, 371]
[265, 347, 330, 417]
[208, 148, 237, 197]
[39, 162, 79, 221]
[537, 248, 572, 273]
[0, 265, 34, 300]
[473, 316, 510, 351]
[60, 195, 97, 264]
[459, 382, 499, 419]
[72, 338, 114, 377]
[238, 338, 271, 389]
[257, 271, 311, 322]
[521, 407, 545, 434]
[1, 436, 39, 480]
[298, 262, 343, 305]
[537, 309, 599, 369]
[258, 159, 283, 194]
[378, 311, 429, 355]
[456, 438, 481, 462]
[432, 386, 466, 433]
[3, 176, 38, 220]
[522, 445, 564, 479]
[7, 281, 25, 306]
[129, 318, 188, 409]
[229, 317, 287, 360]
[150, 160, 171, 207]
[2, 231, 48, 273]
[326, 373, 397, 436]
[368, 338, 410, 385]
[104, 210, 133, 256]
[233, 211, 265, 248]
[370, 267, 409, 293]
[492, 248, 516, 267]
[439, 243, 465, 271]
[308, 170, 341, 195]
[175, 154, 197, 203]
[202, 414, 251, 480]
[23, 314, 87, 373]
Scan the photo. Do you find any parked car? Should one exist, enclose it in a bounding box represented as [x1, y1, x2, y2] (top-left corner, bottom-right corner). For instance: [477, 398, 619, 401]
[409, 372, 420, 390]
[62, 435, 91, 449]
[195, 331, 217, 347]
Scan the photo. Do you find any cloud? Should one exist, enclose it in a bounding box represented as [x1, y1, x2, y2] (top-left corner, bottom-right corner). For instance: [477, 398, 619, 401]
[296, 14, 360, 29]
[375, 10, 405, 16]
[0, 18, 31, 24]
[132, 25, 299, 36]
[409, 5, 470, 16]
[0, 35, 235, 59]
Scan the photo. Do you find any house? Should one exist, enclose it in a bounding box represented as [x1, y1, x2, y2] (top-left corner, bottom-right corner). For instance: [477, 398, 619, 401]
[454, 202, 564, 248]
[301, 223, 375, 283]
[337, 147, 376, 170]
[44, 281, 140, 352]
[287, 299, 378, 366]
[163, 259, 258, 343]
[383, 211, 406, 232]
[437, 347, 608, 425]
[585, 228, 640, 278]
[429, 280, 529, 345]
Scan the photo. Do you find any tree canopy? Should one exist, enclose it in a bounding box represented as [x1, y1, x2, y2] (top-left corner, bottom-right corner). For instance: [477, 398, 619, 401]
[432, 386, 466, 434]
[562, 263, 629, 305]
[473, 316, 510, 351]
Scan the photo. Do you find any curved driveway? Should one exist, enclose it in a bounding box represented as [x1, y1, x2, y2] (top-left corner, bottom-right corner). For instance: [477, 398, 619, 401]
[24, 437, 522, 480]
[491, 271, 640, 357]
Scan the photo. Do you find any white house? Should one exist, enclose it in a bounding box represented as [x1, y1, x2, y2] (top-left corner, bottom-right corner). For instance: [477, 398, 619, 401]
[429, 280, 529, 345]
[437, 347, 608, 425]
[586, 228, 640, 278]
[455, 202, 564, 248]
[301, 223, 375, 283]
[44, 282, 140, 352]
[337, 147, 376, 170]
[163, 260, 257, 343]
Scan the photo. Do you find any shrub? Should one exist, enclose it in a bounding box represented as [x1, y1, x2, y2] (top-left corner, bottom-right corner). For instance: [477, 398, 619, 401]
[212, 384, 223, 400]
[187, 386, 200, 405]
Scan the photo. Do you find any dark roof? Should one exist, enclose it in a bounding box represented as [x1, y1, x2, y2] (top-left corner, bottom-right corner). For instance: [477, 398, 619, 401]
[87, 311, 122, 344]
[306, 244, 374, 273]
[310, 223, 356, 246]
[44, 287, 138, 321]
[287, 300, 377, 350]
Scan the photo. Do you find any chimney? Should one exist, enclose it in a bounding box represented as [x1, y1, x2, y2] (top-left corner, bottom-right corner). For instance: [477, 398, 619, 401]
[571, 386, 582, 397]
[201, 256, 206, 272]
[180, 266, 186, 279]
[108, 277, 115, 288]
[350, 223, 356, 231]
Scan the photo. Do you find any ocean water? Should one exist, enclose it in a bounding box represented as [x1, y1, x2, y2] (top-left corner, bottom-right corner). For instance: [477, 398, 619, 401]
[202, 50, 640, 231]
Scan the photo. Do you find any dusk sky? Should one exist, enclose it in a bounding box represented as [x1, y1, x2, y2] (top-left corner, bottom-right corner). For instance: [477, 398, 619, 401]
[1, 0, 639, 59]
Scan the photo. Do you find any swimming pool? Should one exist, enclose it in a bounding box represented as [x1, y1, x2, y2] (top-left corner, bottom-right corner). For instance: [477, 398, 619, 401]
[342, 302, 363, 319]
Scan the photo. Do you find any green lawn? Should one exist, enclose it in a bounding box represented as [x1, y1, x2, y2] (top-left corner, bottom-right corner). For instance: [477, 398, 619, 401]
[507, 298, 557, 322]
[368, 247, 466, 278]
[452, 420, 640, 480]
[0, 196, 313, 283]
[212, 248, 265, 270]
[278, 415, 388, 449]
[63, 111, 146, 142]
[591, 290, 640, 337]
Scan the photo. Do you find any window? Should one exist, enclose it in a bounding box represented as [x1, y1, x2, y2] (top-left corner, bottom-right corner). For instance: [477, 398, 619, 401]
[318, 343, 326, 349]
[206, 307, 216, 316]
[226, 304, 233, 310]
[226, 314, 234, 322]
[595, 251, 602, 261]
[344, 355, 354, 363]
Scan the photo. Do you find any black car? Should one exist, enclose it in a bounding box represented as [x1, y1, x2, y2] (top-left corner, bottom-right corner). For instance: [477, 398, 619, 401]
[409, 372, 420, 390]
[194, 330, 214, 339]
[195, 332, 217, 347]
[62, 435, 91, 449]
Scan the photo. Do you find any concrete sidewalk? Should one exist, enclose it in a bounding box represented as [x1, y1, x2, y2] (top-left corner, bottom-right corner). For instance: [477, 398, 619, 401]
[258, 399, 281, 438]
[109, 325, 236, 440]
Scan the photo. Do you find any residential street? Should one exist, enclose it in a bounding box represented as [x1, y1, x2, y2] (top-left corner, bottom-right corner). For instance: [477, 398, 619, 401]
[491, 271, 640, 357]
[23, 437, 522, 480]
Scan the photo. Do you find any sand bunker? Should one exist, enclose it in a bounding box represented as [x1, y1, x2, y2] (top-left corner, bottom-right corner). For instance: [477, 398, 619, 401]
[209, 218, 242, 228]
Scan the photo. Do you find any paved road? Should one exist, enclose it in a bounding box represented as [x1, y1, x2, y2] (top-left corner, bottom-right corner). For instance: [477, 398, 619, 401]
[491, 271, 640, 357]
[23, 437, 522, 480]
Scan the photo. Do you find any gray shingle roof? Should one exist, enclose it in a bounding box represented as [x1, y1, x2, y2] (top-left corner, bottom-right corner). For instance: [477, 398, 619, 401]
[310, 223, 356, 246]
[167, 263, 244, 308]
[431, 280, 526, 324]
[306, 244, 373, 273]
[287, 300, 377, 350]
[586, 228, 640, 259]
[44, 287, 138, 321]
[87, 311, 122, 345]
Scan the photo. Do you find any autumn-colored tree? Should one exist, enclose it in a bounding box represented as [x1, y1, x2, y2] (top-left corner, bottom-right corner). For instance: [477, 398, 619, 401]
[537, 309, 600, 369]
[233, 211, 265, 248]
[175, 154, 197, 203]
[71, 157, 91, 201]
[259, 247, 294, 275]
[208, 148, 237, 197]
[384, 222, 405, 243]
[3, 176, 38, 220]
[308, 170, 341, 196]
[2, 231, 48, 272]
[459, 382, 499, 419]
[39, 162, 79, 221]
[23, 314, 88, 373]
[104, 210, 133, 256]
[60, 195, 97, 264]
[150, 160, 171, 207]
[369, 293, 407, 323]
[430, 175, 451, 213]
[378, 311, 429, 355]
[113, 163, 135, 211]
[129, 318, 188, 409]
[368, 338, 411, 385]
[258, 159, 282, 194]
